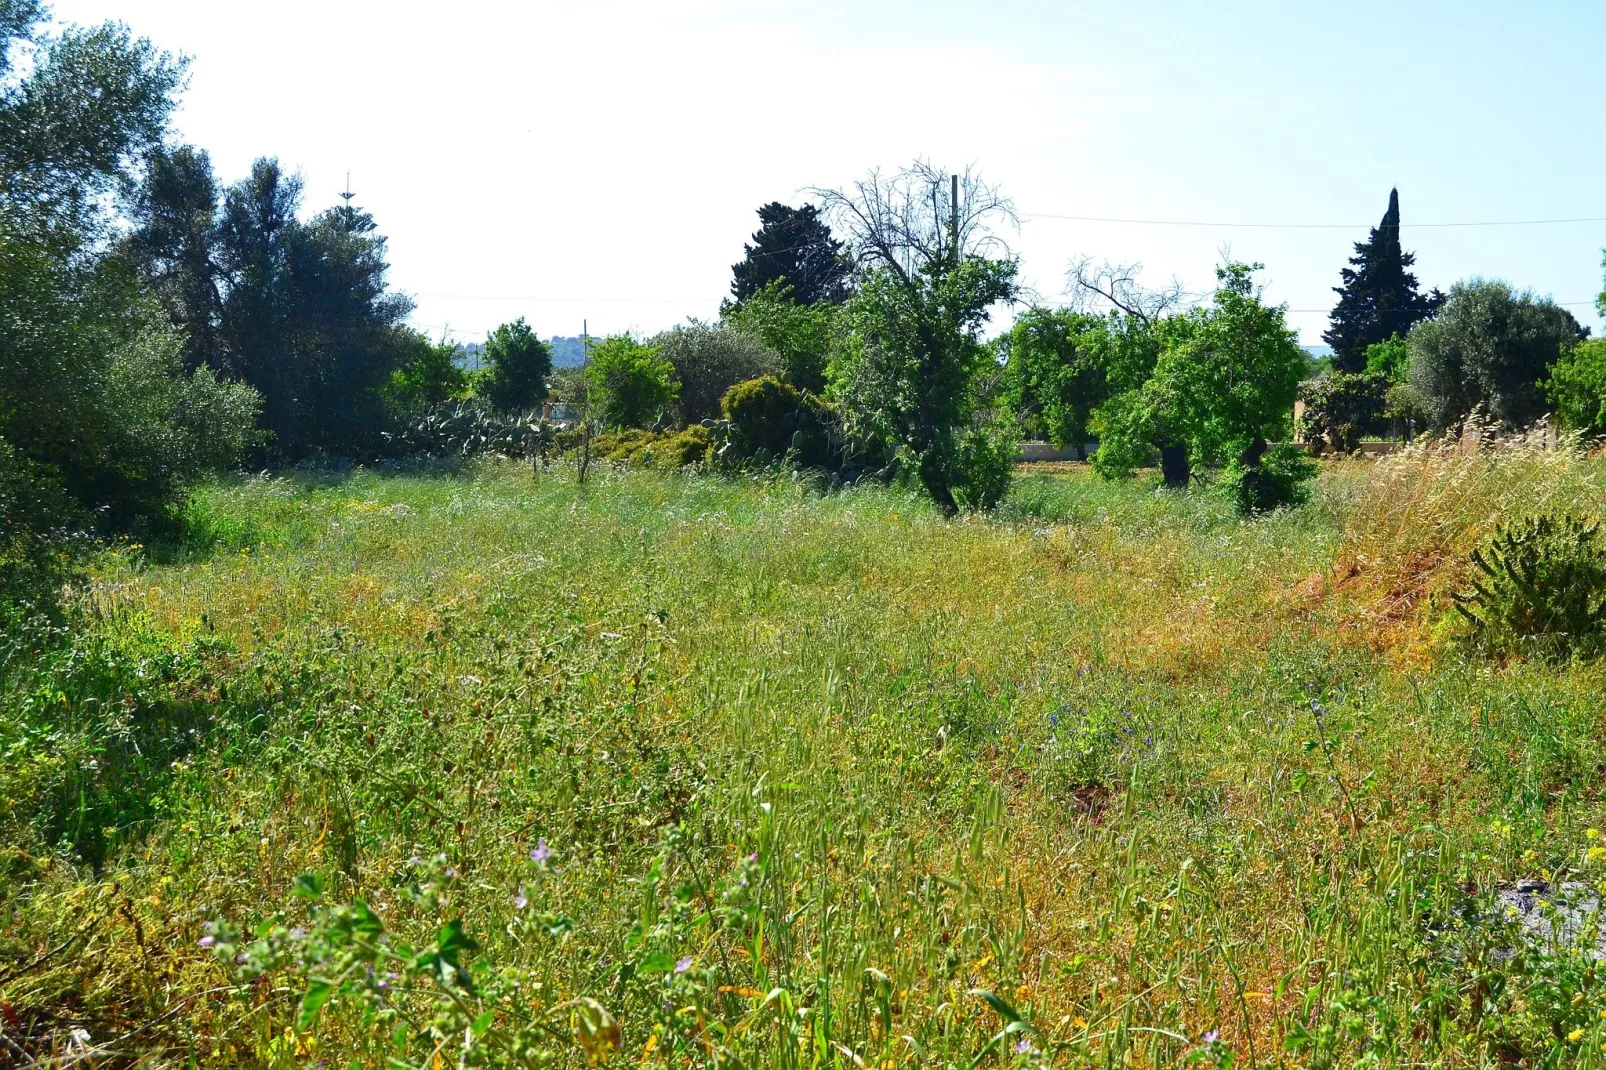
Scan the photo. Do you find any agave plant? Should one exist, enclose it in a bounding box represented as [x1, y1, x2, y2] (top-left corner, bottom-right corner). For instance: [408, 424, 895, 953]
[1452, 511, 1606, 658]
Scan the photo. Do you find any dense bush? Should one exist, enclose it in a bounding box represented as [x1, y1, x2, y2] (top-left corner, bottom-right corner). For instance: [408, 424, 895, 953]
[1299, 371, 1390, 452]
[591, 425, 711, 469]
[1223, 441, 1316, 515]
[1451, 511, 1606, 659]
[588, 335, 678, 430]
[719, 376, 835, 468]
[948, 421, 1020, 513]
[387, 330, 466, 410]
[1546, 337, 1606, 437]
[477, 318, 552, 414]
[654, 321, 778, 425]
[1, 308, 263, 535]
[720, 280, 835, 393]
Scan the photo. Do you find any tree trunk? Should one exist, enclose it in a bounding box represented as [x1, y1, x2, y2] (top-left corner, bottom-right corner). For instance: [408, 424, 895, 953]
[1158, 442, 1190, 488]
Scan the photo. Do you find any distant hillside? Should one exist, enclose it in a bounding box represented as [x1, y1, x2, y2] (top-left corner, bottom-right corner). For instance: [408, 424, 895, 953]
[548, 337, 588, 367]
[453, 337, 591, 371]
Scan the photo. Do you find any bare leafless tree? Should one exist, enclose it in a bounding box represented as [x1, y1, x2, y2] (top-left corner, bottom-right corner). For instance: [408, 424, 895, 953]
[808, 160, 1018, 290]
[1065, 256, 1193, 324]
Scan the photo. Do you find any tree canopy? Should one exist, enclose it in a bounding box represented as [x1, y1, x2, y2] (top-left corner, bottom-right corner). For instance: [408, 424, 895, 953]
[815, 161, 1020, 512]
[478, 318, 553, 414]
[1324, 189, 1441, 372]
[1094, 263, 1306, 489]
[1407, 279, 1583, 431]
[1, 4, 257, 562]
[587, 335, 678, 430]
[729, 202, 850, 306]
[130, 153, 415, 457]
[653, 320, 778, 425]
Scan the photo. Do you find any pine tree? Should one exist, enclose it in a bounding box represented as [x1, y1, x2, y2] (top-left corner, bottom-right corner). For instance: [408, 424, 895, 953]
[1323, 189, 1441, 372]
[729, 203, 850, 306]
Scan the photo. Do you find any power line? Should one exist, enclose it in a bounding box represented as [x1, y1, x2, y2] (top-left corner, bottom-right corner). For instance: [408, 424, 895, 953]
[1024, 211, 1606, 230]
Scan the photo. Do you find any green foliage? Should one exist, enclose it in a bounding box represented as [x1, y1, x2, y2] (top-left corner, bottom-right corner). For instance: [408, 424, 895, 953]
[0, 249, 263, 533]
[1094, 263, 1306, 487]
[587, 335, 678, 430]
[830, 258, 1018, 509]
[719, 376, 835, 468]
[720, 280, 834, 393]
[386, 330, 466, 410]
[383, 402, 555, 459]
[129, 154, 416, 457]
[653, 320, 778, 424]
[729, 202, 850, 306]
[591, 425, 711, 470]
[1546, 338, 1606, 436]
[1363, 333, 1411, 382]
[0, 4, 256, 584]
[948, 420, 1019, 513]
[477, 318, 552, 414]
[0, 611, 233, 867]
[1002, 308, 1144, 452]
[0, 12, 183, 244]
[1452, 511, 1606, 659]
[1408, 279, 1584, 432]
[1298, 371, 1390, 452]
[1223, 442, 1316, 515]
[1323, 189, 1440, 372]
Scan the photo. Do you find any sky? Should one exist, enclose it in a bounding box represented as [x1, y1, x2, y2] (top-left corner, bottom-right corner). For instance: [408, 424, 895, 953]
[50, 0, 1606, 346]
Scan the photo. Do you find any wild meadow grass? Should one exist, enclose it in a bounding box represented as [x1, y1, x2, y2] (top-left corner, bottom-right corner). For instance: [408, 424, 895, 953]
[5, 449, 1606, 1067]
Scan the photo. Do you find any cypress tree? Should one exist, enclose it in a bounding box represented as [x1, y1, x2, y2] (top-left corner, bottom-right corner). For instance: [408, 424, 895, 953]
[1323, 189, 1441, 372]
[729, 203, 850, 306]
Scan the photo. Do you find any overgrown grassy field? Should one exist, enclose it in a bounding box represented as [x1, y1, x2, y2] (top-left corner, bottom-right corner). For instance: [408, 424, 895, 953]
[5, 449, 1606, 1067]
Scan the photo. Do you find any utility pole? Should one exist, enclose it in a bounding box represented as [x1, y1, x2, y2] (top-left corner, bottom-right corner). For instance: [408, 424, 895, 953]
[577, 320, 593, 485]
[950, 173, 960, 262]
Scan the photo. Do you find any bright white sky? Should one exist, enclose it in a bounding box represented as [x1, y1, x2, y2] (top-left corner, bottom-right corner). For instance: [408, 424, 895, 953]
[51, 0, 1606, 346]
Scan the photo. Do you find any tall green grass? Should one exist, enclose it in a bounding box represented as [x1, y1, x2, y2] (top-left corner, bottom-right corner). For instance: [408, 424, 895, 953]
[4, 456, 1606, 1067]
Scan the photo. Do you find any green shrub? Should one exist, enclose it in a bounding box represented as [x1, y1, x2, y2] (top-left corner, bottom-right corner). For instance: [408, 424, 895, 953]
[1224, 442, 1316, 515]
[588, 336, 677, 430]
[1546, 337, 1606, 437]
[1298, 371, 1390, 452]
[656, 424, 712, 468]
[477, 319, 553, 414]
[653, 321, 778, 425]
[949, 421, 1019, 513]
[720, 376, 834, 468]
[1451, 511, 1606, 659]
[588, 426, 709, 470]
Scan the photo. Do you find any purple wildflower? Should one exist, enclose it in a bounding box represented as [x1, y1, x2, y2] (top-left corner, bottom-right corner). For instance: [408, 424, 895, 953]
[1202, 1030, 1220, 1045]
[514, 886, 529, 910]
[531, 838, 552, 865]
[444, 867, 457, 878]
[198, 935, 215, 948]
[674, 955, 694, 974]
